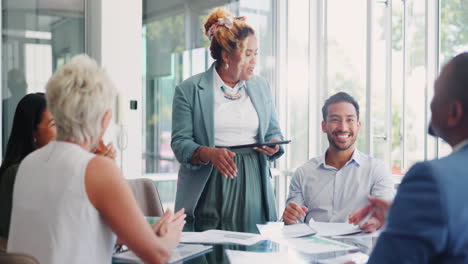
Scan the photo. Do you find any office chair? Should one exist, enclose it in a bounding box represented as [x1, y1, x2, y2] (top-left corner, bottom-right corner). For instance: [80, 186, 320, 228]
[127, 178, 164, 216]
[0, 253, 39, 264]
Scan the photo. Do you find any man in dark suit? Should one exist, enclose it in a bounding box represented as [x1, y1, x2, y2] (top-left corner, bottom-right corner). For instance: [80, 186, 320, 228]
[349, 52, 468, 263]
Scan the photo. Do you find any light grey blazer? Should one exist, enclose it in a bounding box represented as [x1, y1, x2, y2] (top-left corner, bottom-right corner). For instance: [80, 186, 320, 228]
[171, 64, 284, 220]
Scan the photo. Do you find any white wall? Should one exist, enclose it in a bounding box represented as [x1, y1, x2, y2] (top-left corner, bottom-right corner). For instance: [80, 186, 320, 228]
[87, 0, 143, 178]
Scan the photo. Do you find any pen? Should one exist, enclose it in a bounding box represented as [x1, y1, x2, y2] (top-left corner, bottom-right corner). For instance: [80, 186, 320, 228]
[357, 208, 375, 228]
[295, 208, 312, 224]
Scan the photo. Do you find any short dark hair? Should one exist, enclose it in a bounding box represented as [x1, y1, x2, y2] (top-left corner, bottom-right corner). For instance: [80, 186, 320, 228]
[445, 52, 468, 117]
[322, 92, 360, 121]
[0, 93, 46, 178]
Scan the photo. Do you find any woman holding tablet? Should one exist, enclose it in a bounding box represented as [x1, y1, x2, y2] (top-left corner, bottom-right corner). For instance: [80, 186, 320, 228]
[171, 8, 285, 225]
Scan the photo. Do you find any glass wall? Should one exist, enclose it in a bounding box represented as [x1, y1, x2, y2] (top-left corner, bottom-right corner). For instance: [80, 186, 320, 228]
[371, 2, 389, 164]
[326, 0, 368, 153]
[390, 0, 405, 176]
[402, 0, 427, 170]
[438, 0, 468, 158]
[1, 0, 85, 154]
[282, 0, 466, 180]
[285, 0, 310, 169]
[141, 0, 468, 210]
[142, 0, 277, 209]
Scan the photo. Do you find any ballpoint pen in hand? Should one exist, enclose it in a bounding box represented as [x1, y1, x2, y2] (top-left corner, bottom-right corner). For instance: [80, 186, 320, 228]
[295, 207, 311, 224]
[358, 208, 375, 229]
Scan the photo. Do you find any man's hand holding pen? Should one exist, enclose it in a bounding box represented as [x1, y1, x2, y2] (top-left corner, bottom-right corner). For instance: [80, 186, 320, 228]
[283, 202, 309, 225]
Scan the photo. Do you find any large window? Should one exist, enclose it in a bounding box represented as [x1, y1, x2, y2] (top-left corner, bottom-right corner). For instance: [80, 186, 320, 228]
[438, 0, 468, 157]
[327, 0, 368, 153]
[1, 0, 85, 154]
[285, 0, 310, 169]
[281, 0, 467, 180]
[141, 0, 468, 211]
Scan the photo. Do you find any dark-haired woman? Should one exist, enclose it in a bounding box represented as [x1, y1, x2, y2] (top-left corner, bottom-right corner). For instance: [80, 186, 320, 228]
[0, 93, 56, 240]
[171, 8, 285, 226]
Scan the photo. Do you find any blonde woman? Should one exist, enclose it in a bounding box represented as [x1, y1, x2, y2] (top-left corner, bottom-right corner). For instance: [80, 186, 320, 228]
[8, 55, 185, 264]
[171, 8, 284, 225]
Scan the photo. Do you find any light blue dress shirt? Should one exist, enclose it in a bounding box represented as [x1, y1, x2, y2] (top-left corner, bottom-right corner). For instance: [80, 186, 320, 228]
[286, 149, 395, 223]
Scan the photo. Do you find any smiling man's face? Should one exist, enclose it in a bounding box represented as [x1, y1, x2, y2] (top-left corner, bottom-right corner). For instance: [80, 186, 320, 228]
[322, 101, 361, 151]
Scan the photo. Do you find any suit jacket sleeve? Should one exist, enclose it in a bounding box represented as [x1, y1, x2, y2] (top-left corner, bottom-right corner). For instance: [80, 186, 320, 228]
[171, 84, 204, 170]
[367, 162, 448, 263]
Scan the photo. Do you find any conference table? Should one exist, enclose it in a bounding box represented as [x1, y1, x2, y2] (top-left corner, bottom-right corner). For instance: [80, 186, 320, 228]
[114, 218, 376, 264]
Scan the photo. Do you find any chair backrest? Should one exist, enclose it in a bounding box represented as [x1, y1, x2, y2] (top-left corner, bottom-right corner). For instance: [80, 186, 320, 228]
[127, 178, 164, 217]
[0, 253, 39, 264]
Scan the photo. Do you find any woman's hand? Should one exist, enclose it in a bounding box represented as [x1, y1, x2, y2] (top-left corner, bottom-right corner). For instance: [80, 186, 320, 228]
[152, 209, 186, 237]
[93, 140, 117, 160]
[253, 138, 280, 156]
[200, 147, 238, 178]
[157, 209, 186, 252]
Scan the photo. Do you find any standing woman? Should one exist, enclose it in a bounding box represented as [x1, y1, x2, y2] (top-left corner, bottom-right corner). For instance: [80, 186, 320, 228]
[171, 8, 284, 224]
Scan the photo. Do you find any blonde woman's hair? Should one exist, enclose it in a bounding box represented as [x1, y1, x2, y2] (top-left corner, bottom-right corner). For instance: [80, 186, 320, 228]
[204, 8, 255, 65]
[45, 54, 116, 145]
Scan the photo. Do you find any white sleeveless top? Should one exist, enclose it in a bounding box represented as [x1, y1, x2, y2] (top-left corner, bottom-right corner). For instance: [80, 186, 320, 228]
[8, 141, 116, 264]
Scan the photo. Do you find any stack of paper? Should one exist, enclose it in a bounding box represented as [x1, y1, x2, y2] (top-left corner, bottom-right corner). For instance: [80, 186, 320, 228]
[331, 229, 381, 239]
[181, 230, 265, 246]
[308, 221, 362, 237]
[257, 223, 316, 239]
[225, 250, 306, 264]
[288, 236, 357, 254]
[113, 244, 212, 264]
[282, 223, 317, 238]
[318, 252, 369, 264]
[256, 222, 357, 254]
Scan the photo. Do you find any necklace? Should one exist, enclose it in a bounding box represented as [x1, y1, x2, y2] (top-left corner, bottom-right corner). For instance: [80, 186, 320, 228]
[220, 85, 243, 100]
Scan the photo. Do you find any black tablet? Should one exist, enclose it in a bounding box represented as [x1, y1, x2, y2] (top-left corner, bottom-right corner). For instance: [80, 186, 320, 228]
[225, 140, 291, 149]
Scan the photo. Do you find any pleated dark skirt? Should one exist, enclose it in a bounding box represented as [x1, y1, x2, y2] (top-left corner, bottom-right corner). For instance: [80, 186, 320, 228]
[194, 147, 268, 225]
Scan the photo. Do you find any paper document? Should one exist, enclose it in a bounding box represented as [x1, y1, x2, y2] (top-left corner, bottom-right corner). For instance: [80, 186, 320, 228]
[257, 223, 285, 241]
[288, 236, 357, 254]
[309, 221, 362, 237]
[181, 230, 264, 246]
[282, 223, 316, 238]
[331, 229, 381, 239]
[225, 250, 305, 264]
[318, 252, 369, 264]
[113, 244, 212, 264]
[256, 222, 315, 239]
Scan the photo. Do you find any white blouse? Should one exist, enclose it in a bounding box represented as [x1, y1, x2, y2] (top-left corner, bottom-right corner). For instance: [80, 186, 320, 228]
[213, 68, 259, 146]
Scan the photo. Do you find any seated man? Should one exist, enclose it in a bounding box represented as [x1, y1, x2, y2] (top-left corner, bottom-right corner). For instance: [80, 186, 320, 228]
[282, 92, 394, 228]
